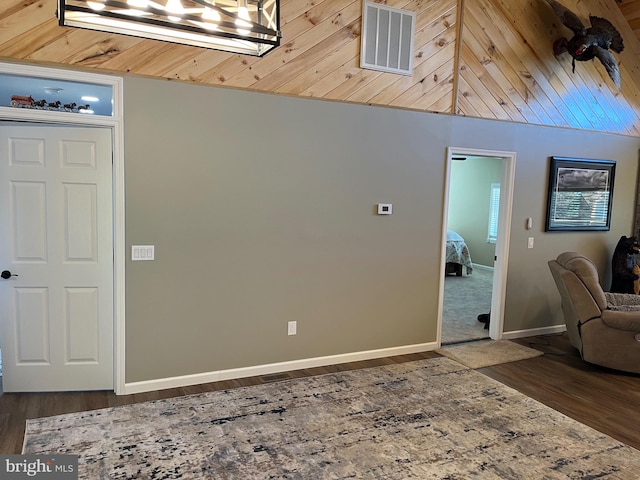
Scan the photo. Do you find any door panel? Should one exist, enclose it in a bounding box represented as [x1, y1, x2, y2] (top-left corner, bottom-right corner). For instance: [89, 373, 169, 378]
[15, 287, 50, 364]
[0, 125, 113, 392]
[65, 287, 99, 363]
[64, 183, 98, 261]
[12, 181, 48, 261]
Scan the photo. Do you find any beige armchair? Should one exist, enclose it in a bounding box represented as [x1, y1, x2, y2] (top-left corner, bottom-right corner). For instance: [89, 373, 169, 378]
[548, 252, 640, 374]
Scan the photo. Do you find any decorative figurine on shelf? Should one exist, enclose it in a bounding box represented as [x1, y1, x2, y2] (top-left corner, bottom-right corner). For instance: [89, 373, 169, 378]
[10, 95, 35, 108]
[610, 235, 640, 294]
[9, 95, 91, 114]
[543, 0, 624, 89]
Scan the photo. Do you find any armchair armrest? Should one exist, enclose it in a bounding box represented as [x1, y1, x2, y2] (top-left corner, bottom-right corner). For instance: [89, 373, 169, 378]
[600, 310, 640, 332]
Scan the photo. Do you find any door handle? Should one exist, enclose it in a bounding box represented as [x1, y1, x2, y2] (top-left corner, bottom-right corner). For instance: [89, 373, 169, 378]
[1, 270, 18, 279]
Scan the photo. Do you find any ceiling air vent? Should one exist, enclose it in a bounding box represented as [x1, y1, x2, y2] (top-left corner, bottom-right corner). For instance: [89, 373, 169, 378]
[360, 1, 415, 76]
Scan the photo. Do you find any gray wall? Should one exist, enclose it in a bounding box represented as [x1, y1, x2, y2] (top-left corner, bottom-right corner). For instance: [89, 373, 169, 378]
[448, 157, 501, 267]
[123, 75, 640, 383]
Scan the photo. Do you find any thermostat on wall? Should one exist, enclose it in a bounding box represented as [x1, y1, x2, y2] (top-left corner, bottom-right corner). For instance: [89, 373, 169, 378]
[377, 203, 393, 215]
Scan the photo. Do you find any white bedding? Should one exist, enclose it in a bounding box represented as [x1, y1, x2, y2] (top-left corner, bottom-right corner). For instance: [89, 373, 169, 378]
[446, 230, 473, 274]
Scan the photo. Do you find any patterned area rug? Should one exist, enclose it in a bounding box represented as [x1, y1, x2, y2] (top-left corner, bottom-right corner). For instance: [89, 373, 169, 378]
[437, 339, 544, 369]
[23, 357, 640, 479]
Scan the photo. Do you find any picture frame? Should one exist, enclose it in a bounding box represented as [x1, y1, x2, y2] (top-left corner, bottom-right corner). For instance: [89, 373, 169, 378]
[545, 156, 616, 232]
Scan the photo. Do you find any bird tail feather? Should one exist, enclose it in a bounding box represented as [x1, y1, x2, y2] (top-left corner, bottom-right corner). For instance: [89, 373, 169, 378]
[590, 16, 624, 53]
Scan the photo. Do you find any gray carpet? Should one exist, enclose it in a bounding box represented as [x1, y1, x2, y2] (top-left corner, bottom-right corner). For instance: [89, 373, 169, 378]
[442, 266, 493, 344]
[23, 357, 640, 479]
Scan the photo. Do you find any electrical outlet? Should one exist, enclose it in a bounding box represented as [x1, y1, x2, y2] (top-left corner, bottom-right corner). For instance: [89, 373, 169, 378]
[288, 321, 297, 336]
[528, 237, 534, 249]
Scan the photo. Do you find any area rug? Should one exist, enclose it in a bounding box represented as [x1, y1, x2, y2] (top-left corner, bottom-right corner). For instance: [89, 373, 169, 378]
[23, 357, 639, 479]
[437, 339, 544, 369]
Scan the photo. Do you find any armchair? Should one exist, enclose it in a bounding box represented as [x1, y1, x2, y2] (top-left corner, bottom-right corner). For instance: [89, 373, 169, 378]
[548, 252, 640, 374]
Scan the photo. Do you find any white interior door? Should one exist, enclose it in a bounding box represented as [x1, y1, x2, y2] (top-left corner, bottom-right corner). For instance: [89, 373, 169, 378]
[0, 124, 113, 392]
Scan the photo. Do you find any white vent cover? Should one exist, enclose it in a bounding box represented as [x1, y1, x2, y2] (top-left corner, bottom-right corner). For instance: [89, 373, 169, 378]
[360, 1, 415, 76]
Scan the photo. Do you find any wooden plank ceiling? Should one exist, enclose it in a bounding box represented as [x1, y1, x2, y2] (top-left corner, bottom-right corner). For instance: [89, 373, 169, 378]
[1, 0, 640, 136]
[619, 0, 640, 40]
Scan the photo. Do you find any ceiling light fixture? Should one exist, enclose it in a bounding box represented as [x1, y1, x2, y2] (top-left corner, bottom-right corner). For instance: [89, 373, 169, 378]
[202, 2, 221, 22]
[58, 0, 281, 57]
[165, 0, 184, 22]
[235, 0, 250, 35]
[44, 87, 64, 94]
[86, 1, 105, 10]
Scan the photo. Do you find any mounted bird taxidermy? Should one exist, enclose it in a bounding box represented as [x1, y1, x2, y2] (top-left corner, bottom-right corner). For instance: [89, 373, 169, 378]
[543, 0, 624, 89]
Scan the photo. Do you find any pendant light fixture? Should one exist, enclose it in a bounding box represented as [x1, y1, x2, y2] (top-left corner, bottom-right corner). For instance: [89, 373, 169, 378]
[58, 0, 281, 57]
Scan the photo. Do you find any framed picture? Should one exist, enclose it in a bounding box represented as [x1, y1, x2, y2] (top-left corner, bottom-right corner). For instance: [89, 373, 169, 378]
[545, 156, 616, 232]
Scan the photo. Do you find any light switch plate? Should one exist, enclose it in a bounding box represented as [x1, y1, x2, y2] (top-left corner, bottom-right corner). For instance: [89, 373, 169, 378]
[132, 245, 155, 261]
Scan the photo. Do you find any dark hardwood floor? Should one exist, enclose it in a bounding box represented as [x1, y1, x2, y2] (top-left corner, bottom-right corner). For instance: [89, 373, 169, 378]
[1, 332, 639, 454]
[487, 334, 640, 451]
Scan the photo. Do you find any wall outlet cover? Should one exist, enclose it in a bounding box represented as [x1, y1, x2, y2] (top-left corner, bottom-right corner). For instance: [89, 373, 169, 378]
[377, 203, 393, 215]
[287, 321, 297, 335]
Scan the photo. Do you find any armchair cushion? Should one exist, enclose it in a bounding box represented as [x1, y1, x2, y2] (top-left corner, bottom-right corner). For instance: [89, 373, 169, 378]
[604, 292, 640, 311]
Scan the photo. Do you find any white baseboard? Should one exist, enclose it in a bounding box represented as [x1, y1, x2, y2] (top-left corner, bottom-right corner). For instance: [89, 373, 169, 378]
[502, 324, 566, 339]
[121, 324, 567, 395]
[472, 263, 494, 271]
[121, 341, 439, 395]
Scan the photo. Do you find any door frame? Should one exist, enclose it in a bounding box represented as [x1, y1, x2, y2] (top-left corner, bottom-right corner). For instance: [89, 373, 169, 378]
[0, 62, 125, 394]
[437, 147, 516, 344]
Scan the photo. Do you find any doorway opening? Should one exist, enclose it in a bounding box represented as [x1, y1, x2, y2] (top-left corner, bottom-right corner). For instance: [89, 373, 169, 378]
[0, 62, 124, 393]
[438, 148, 516, 345]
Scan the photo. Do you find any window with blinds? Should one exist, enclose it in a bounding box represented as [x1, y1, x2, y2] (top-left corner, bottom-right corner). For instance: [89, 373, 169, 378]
[487, 183, 500, 244]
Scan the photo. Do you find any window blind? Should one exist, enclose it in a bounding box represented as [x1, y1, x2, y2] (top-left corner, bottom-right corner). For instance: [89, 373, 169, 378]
[487, 183, 500, 244]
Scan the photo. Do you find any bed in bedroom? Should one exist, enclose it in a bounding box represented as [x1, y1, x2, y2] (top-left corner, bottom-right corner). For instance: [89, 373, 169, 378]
[445, 230, 473, 276]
